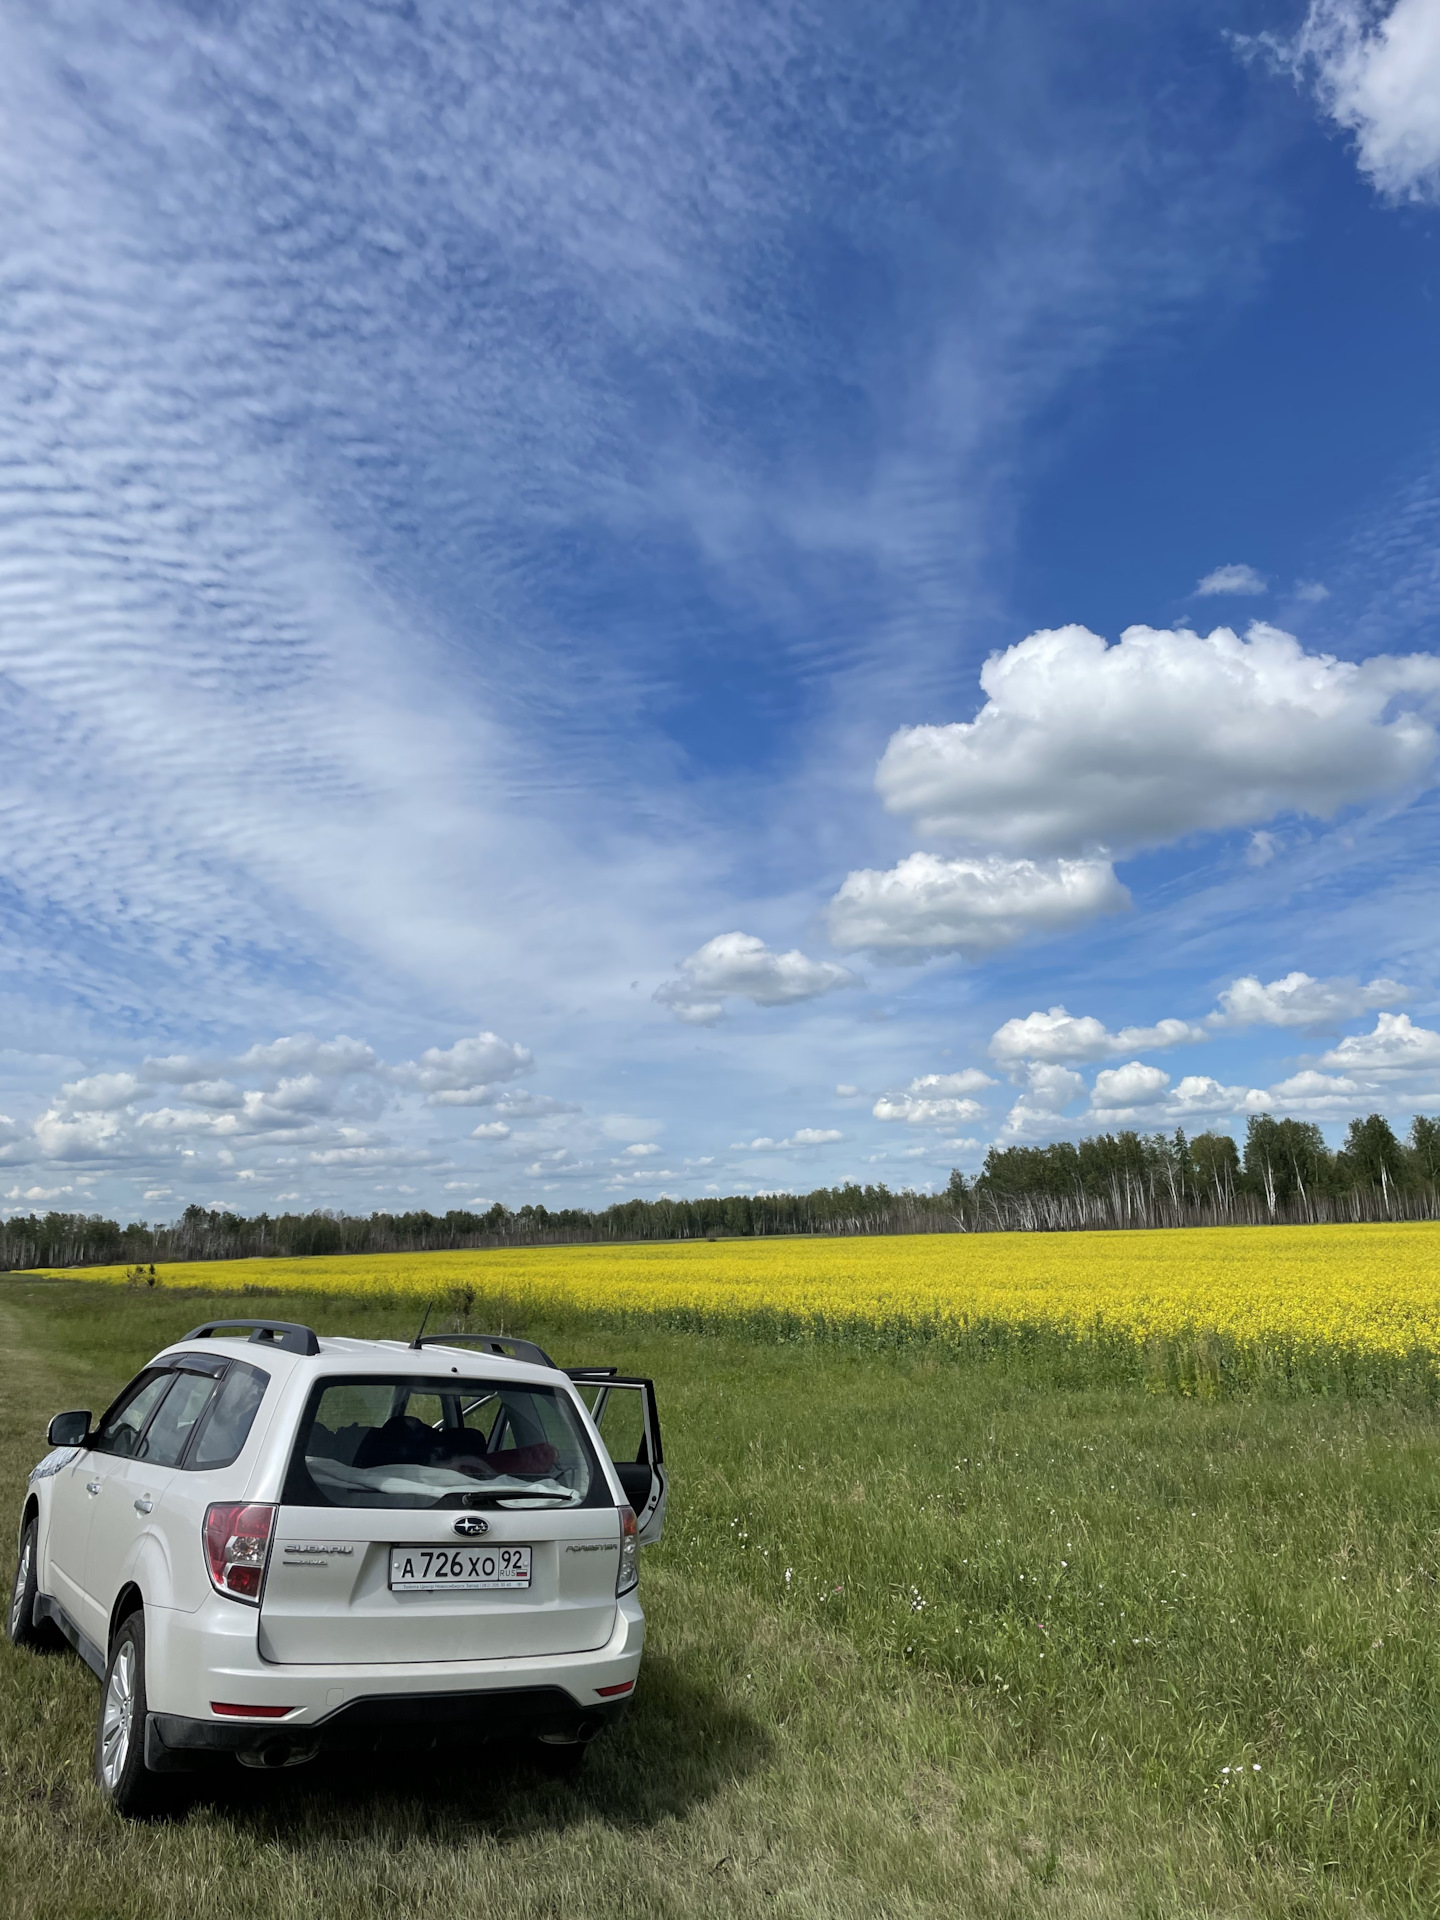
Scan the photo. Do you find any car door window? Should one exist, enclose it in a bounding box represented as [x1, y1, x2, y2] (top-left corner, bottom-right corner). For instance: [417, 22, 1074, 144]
[589, 1386, 647, 1465]
[570, 1375, 667, 1543]
[142, 1369, 222, 1468]
[187, 1361, 270, 1471]
[91, 1370, 173, 1458]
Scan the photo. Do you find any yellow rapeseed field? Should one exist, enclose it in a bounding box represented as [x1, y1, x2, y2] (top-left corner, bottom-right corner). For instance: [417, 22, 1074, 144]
[44, 1220, 1440, 1363]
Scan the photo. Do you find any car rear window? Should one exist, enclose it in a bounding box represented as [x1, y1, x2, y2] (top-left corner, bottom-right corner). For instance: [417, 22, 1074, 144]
[281, 1374, 602, 1510]
[187, 1361, 271, 1471]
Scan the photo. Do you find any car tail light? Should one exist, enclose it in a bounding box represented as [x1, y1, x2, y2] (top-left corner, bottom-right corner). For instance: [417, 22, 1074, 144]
[204, 1502, 276, 1604]
[595, 1680, 634, 1697]
[211, 1702, 295, 1718]
[616, 1504, 638, 1596]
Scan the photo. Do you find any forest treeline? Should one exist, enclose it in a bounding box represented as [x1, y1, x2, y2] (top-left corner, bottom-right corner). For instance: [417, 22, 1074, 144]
[3, 1113, 1438, 1270]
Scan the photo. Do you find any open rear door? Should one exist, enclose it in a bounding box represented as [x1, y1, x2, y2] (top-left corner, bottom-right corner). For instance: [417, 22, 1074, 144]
[568, 1371, 667, 1545]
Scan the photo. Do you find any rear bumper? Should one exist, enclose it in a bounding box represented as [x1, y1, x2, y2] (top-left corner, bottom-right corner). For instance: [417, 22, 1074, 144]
[145, 1684, 629, 1772]
[140, 1590, 645, 1734]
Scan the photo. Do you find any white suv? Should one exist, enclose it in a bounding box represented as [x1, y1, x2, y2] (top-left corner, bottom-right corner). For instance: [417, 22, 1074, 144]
[8, 1317, 667, 1817]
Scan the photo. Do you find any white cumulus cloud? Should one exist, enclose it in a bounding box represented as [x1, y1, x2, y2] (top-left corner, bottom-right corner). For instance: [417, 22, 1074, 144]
[1289, 0, 1440, 200]
[908, 1070, 996, 1096]
[1268, 1069, 1367, 1114]
[874, 624, 1440, 858]
[1196, 563, 1267, 595]
[990, 1006, 1205, 1065]
[996, 1062, 1087, 1138]
[1210, 970, 1408, 1029]
[1091, 1062, 1171, 1110]
[0, 1022, 559, 1190]
[1024, 1064, 1087, 1113]
[730, 1128, 846, 1150]
[828, 853, 1128, 955]
[872, 1071, 993, 1127]
[57, 1072, 146, 1112]
[655, 932, 859, 1025]
[395, 1032, 534, 1103]
[1320, 1012, 1440, 1074]
[24, 1110, 128, 1162]
[1169, 1076, 1273, 1117]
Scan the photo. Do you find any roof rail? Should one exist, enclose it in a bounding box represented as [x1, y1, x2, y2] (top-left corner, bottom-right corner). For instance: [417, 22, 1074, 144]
[414, 1332, 557, 1370]
[181, 1319, 320, 1357]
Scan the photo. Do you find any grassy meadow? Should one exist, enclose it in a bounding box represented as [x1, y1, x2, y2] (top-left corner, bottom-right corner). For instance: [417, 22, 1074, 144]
[4, 1251, 1440, 1917]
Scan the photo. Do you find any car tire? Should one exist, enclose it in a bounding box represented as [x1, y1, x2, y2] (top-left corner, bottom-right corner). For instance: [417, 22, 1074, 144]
[8, 1517, 60, 1651]
[95, 1612, 179, 1820]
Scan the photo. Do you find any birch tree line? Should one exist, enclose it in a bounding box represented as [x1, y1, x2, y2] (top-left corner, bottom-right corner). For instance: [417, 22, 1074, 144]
[2, 1113, 1436, 1269]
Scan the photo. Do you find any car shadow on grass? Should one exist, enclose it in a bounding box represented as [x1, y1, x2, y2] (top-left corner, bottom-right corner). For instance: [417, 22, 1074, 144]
[187, 1653, 770, 1841]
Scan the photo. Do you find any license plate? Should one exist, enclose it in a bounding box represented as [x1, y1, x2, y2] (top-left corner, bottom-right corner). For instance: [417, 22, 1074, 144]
[388, 1544, 532, 1590]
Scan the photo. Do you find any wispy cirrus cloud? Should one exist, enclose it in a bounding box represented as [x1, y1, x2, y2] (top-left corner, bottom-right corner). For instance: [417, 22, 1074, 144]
[1196, 563, 1268, 595]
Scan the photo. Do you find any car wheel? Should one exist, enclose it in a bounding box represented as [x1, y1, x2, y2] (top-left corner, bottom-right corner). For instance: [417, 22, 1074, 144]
[8, 1517, 59, 1651]
[95, 1612, 179, 1819]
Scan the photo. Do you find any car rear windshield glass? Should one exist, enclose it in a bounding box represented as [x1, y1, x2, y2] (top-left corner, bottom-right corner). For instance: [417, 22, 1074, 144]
[282, 1374, 599, 1510]
[188, 1361, 271, 1471]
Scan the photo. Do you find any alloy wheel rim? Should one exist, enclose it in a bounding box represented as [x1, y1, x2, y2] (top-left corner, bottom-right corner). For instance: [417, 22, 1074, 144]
[100, 1642, 135, 1791]
[9, 1536, 30, 1636]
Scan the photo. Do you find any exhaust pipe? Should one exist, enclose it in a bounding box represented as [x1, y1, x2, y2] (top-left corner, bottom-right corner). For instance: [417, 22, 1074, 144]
[238, 1737, 320, 1771]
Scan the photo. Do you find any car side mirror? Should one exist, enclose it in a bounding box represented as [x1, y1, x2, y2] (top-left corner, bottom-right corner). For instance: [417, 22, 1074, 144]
[47, 1410, 91, 1448]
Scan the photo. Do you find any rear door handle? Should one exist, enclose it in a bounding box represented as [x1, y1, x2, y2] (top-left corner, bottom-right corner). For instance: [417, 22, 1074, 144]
[86, 1481, 102, 1496]
[133, 1497, 153, 1515]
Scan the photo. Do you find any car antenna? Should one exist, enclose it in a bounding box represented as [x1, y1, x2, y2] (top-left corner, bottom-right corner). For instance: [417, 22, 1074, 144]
[409, 1301, 433, 1350]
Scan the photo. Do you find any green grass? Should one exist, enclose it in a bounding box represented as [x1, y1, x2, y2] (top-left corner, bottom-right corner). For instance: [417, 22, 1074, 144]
[4, 1275, 1440, 1918]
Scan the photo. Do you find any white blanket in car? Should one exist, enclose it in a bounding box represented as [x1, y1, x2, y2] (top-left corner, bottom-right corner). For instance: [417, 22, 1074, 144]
[306, 1454, 578, 1504]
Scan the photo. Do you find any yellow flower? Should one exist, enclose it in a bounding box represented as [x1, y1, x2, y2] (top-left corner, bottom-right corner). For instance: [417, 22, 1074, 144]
[47, 1221, 1440, 1373]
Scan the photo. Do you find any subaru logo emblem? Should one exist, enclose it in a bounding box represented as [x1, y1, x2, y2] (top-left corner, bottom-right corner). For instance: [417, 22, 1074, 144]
[453, 1515, 488, 1536]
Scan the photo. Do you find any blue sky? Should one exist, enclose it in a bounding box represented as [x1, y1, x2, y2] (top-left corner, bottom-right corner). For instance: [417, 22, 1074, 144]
[2, 0, 1440, 1218]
